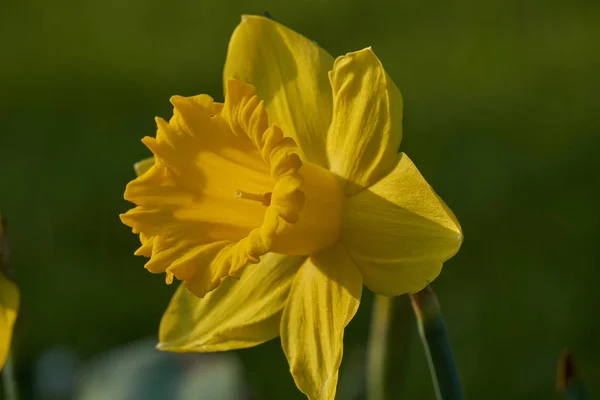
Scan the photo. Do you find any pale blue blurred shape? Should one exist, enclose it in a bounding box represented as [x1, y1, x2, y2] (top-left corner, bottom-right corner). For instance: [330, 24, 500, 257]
[76, 339, 246, 400]
[35, 346, 79, 400]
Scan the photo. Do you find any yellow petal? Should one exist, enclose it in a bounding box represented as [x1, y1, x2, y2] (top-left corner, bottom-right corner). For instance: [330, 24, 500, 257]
[341, 153, 463, 296]
[326, 48, 403, 194]
[0, 274, 19, 369]
[281, 244, 362, 400]
[158, 253, 305, 352]
[224, 15, 334, 167]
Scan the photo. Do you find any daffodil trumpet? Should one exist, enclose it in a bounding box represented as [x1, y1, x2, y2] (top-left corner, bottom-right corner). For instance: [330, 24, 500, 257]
[121, 15, 463, 400]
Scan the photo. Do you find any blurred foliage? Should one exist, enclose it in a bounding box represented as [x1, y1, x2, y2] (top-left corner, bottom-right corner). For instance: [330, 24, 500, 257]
[0, 0, 599, 398]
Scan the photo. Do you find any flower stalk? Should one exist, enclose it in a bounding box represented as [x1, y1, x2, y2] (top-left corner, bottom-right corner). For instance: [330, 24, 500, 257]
[366, 295, 413, 400]
[410, 286, 463, 400]
[2, 354, 18, 400]
[366, 295, 392, 400]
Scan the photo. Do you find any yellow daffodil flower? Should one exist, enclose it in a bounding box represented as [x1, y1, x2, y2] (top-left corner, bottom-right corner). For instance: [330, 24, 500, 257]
[121, 15, 462, 400]
[0, 219, 19, 370]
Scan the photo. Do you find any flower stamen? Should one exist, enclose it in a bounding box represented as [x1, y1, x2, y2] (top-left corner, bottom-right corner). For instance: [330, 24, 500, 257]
[235, 190, 272, 206]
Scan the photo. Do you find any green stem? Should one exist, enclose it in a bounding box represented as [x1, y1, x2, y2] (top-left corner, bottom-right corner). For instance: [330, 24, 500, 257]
[409, 286, 463, 400]
[2, 354, 18, 400]
[366, 295, 392, 400]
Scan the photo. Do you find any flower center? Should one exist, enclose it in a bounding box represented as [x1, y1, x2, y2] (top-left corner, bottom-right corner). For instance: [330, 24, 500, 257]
[235, 190, 272, 206]
[234, 162, 344, 256]
[270, 162, 344, 256]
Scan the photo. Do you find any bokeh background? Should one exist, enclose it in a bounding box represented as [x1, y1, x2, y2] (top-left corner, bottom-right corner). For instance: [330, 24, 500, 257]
[1, 0, 599, 398]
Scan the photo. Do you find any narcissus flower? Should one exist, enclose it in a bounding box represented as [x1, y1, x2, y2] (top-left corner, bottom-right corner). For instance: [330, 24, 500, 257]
[0, 218, 19, 370]
[120, 15, 462, 400]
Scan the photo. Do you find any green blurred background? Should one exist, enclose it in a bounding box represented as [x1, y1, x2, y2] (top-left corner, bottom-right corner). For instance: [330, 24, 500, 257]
[1, 0, 599, 398]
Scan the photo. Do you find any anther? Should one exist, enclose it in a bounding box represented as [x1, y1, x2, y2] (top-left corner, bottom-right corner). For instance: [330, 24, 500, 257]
[235, 190, 272, 206]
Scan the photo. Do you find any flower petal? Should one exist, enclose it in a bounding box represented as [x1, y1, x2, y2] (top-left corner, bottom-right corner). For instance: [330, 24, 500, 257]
[326, 48, 403, 194]
[0, 274, 19, 369]
[281, 244, 362, 400]
[158, 253, 305, 352]
[224, 15, 334, 167]
[341, 153, 463, 296]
